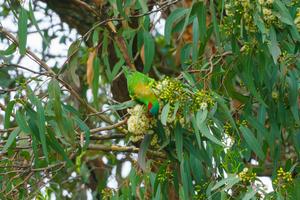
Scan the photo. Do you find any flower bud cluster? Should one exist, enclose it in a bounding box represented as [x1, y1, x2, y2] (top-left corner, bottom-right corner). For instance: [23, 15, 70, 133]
[222, 0, 285, 38]
[152, 77, 188, 105]
[192, 90, 214, 111]
[193, 183, 208, 200]
[101, 188, 113, 199]
[223, 0, 257, 34]
[273, 167, 293, 189]
[157, 162, 173, 183]
[238, 167, 257, 183]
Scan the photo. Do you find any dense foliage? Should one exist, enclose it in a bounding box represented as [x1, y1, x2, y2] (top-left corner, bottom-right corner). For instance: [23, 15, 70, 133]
[1, 0, 300, 199]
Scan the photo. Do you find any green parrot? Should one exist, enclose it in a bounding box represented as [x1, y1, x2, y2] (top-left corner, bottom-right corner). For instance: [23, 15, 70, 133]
[123, 67, 159, 116]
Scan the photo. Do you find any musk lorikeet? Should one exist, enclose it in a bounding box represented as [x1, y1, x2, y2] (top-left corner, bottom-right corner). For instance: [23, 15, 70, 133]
[123, 67, 159, 116]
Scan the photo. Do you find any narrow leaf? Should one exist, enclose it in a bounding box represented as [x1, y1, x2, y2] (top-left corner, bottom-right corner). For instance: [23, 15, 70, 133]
[18, 7, 28, 55]
[211, 175, 240, 191]
[165, 8, 189, 44]
[74, 116, 90, 149]
[196, 109, 208, 125]
[242, 188, 257, 200]
[138, 134, 151, 171]
[161, 103, 170, 126]
[27, 88, 48, 162]
[240, 125, 265, 160]
[143, 32, 155, 73]
[267, 26, 281, 64]
[3, 128, 21, 152]
[28, 0, 49, 46]
[175, 123, 183, 161]
[4, 100, 15, 129]
[274, 0, 294, 25]
[0, 43, 17, 56]
[16, 110, 31, 134]
[198, 122, 225, 147]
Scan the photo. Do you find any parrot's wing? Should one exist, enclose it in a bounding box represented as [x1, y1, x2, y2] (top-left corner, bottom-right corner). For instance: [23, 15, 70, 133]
[133, 83, 156, 105]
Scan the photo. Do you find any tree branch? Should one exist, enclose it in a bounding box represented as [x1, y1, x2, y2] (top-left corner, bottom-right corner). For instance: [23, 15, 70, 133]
[88, 144, 167, 159]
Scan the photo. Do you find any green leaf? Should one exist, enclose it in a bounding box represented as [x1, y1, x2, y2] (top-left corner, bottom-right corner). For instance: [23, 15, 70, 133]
[138, 0, 148, 13]
[268, 26, 281, 64]
[165, 8, 189, 45]
[116, 0, 126, 17]
[48, 79, 62, 121]
[0, 43, 17, 56]
[242, 188, 257, 200]
[16, 110, 31, 134]
[179, 185, 186, 200]
[175, 123, 183, 161]
[178, 5, 193, 40]
[111, 58, 125, 81]
[92, 28, 100, 46]
[180, 43, 192, 69]
[48, 79, 74, 143]
[31, 134, 39, 166]
[36, 100, 48, 162]
[4, 100, 15, 129]
[143, 31, 155, 73]
[195, 1, 206, 44]
[288, 71, 299, 122]
[191, 116, 202, 149]
[27, 88, 48, 162]
[210, 0, 220, 47]
[28, 0, 49, 46]
[240, 125, 265, 160]
[161, 103, 170, 126]
[196, 109, 208, 125]
[47, 128, 73, 167]
[198, 122, 225, 147]
[213, 93, 237, 131]
[182, 72, 196, 86]
[154, 184, 161, 200]
[274, 0, 294, 25]
[92, 56, 100, 108]
[138, 134, 151, 171]
[3, 128, 21, 152]
[67, 40, 80, 87]
[253, 12, 267, 42]
[241, 57, 267, 106]
[18, 7, 28, 55]
[180, 160, 189, 199]
[108, 100, 137, 111]
[211, 175, 240, 191]
[171, 102, 180, 121]
[192, 17, 199, 62]
[129, 168, 138, 197]
[74, 116, 90, 150]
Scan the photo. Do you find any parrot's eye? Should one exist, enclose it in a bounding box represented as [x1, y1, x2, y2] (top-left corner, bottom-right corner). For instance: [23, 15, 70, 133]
[148, 102, 153, 111]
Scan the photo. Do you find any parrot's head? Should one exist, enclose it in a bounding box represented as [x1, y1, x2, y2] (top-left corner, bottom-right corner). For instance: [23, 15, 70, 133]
[147, 101, 159, 116]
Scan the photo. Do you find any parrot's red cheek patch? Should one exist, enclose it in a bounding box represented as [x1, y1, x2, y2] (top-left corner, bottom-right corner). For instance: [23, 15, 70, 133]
[148, 102, 153, 111]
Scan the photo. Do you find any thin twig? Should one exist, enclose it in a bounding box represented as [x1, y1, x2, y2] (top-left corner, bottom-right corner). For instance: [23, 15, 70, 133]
[31, 161, 65, 172]
[89, 118, 127, 134]
[73, 0, 100, 17]
[0, 27, 55, 75]
[90, 133, 125, 140]
[5, 171, 34, 197]
[0, 63, 47, 75]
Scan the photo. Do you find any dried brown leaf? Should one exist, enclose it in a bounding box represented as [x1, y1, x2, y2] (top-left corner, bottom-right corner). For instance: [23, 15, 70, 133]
[86, 49, 97, 88]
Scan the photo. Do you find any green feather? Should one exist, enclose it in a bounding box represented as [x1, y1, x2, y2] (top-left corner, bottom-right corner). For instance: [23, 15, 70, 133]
[123, 67, 159, 115]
